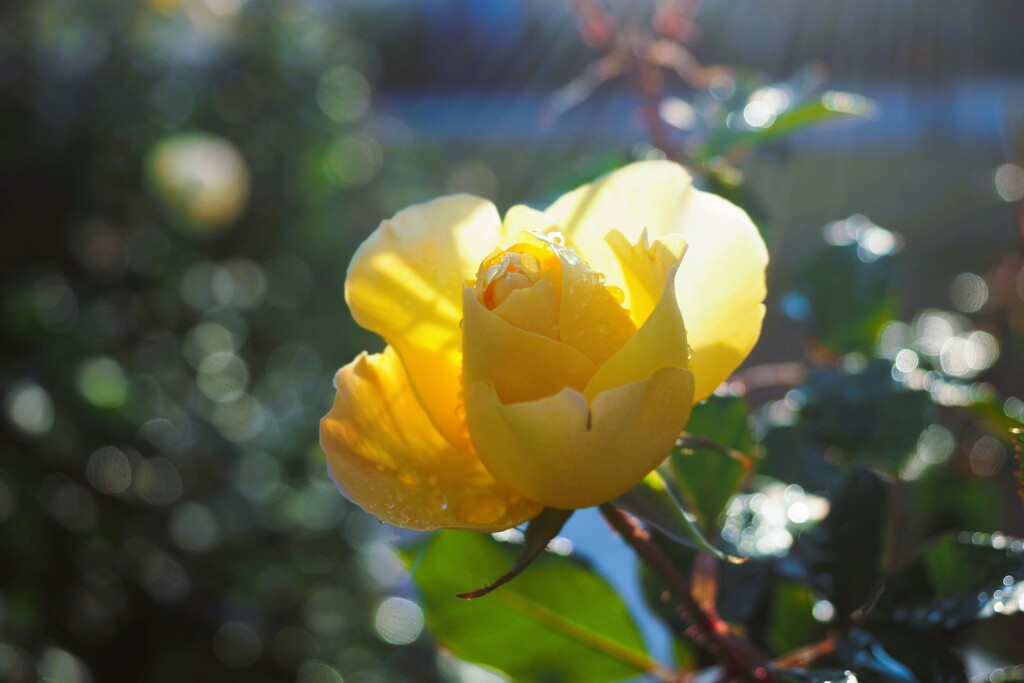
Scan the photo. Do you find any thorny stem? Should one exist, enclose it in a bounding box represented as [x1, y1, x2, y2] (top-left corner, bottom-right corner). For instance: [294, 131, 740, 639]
[599, 504, 777, 683]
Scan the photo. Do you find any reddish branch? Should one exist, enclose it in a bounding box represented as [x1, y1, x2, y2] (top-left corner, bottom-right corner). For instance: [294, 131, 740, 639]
[599, 504, 777, 682]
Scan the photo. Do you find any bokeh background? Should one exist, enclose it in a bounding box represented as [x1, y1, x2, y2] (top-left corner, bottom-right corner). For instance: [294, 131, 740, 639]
[3, 1, 1024, 682]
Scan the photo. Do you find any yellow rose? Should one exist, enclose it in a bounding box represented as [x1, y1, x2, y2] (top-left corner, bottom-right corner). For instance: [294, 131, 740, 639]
[320, 161, 767, 531]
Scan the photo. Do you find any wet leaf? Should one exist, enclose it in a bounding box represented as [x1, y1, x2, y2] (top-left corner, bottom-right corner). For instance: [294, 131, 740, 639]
[799, 362, 932, 474]
[870, 532, 1024, 631]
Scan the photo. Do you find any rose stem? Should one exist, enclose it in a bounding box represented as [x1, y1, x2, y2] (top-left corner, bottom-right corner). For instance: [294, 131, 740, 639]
[598, 503, 777, 683]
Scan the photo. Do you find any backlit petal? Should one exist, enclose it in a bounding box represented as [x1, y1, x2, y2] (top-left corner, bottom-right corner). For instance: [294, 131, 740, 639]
[320, 348, 542, 531]
[501, 204, 560, 236]
[583, 252, 688, 401]
[466, 367, 695, 509]
[345, 195, 503, 448]
[546, 160, 767, 402]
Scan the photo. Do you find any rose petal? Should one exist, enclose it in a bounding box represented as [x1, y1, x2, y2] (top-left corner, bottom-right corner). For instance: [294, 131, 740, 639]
[490, 273, 561, 340]
[466, 366, 695, 509]
[555, 244, 636, 365]
[583, 246, 689, 400]
[345, 195, 503, 448]
[546, 160, 768, 402]
[462, 286, 598, 404]
[604, 228, 687, 326]
[320, 347, 542, 531]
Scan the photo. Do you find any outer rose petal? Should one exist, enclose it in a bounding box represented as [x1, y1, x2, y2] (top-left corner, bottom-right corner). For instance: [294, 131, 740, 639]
[320, 347, 542, 531]
[466, 367, 695, 509]
[546, 160, 768, 402]
[345, 195, 503, 449]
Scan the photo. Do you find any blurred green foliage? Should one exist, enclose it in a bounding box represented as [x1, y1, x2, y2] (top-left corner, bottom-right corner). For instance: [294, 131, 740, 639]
[0, 1, 437, 682]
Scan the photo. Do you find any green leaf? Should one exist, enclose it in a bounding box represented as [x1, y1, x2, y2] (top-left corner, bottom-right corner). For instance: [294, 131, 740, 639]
[862, 624, 967, 683]
[798, 362, 932, 474]
[693, 92, 874, 163]
[401, 531, 663, 683]
[457, 507, 573, 599]
[784, 239, 900, 356]
[615, 471, 742, 563]
[797, 469, 888, 618]
[766, 581, 827, 656]
[760, 424, 841, 494]
[670, 395, 753, 534]
[869, 532, 1024, 631]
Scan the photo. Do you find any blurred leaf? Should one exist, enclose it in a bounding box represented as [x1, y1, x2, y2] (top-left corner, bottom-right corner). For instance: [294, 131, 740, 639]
[862, 624, 967, 683]
[974, 668, 1024, 682]
[833, 628, 917, 683]
[457, 507, 573, 599]
[1014, 428, 1024, 509]
[670, 395, 752, 534]
[616, 470, 740, 562]
[693, 92, 874, 163]
[715, 556, 775, 624]
[401, 531, 659, 683]
[784, 238, 899, 355]
[799, 362, 933, 474]
[869, 532, 1024, 631]
[797, 469, 888, 618]
[760, 424, 842, 494]
[912, 473, 1007, 535]
[766, 581, 827, 655]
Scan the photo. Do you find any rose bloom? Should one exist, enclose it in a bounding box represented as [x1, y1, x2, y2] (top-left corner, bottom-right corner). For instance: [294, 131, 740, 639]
[321, 161, 767, 531]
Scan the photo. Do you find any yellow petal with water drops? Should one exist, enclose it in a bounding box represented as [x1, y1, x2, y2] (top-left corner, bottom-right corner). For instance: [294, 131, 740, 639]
[554, 242, 636, 366]
[466, 367, 695, 510]
[345, 195, 503, 449]
[320, 347, 542, 531]
[545, 160, 767, 402]
[462, 287, 598, 404]
[583, 255, 689, 401]
[545, 161, 694, 304]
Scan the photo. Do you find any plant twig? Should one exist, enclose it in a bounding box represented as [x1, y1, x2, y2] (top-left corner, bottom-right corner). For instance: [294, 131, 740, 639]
[599, 504, 777, 682]
[771, 637, 836, 669]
